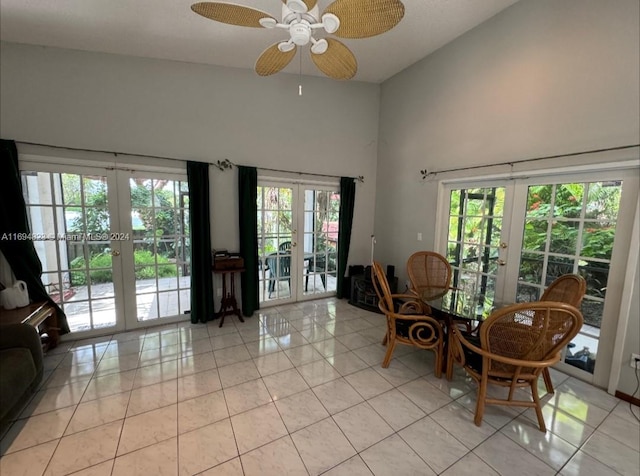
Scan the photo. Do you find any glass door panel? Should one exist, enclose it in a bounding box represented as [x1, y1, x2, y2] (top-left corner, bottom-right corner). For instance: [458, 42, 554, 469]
[514, 180, 623, 376]
[441, 172, 632, 385]
[445, 186, 509, 314]
[301, 187, 340, 298]
[21, 169, 120, 333]
[257, 181, 340, 305]
[126, 175, 190, 324]
[257, 185, 295, 303]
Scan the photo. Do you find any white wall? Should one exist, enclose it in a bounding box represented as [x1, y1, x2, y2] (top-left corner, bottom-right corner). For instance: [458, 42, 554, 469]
[376, 0, 639, 392]
[0, 42, 380, 268]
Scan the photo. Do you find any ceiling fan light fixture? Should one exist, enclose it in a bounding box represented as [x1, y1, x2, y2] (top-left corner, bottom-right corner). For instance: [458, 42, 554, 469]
[290, 21, 312, 45]
[286, 0, 308, 14]
[311, 38, 328, 54]
[321, 13, 340, 34]
[278, 40, 296, 52]
[259, 17, 277, 28]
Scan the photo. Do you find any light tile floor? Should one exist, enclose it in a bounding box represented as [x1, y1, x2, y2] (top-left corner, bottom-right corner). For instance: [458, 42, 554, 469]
[1, 298, 638, 475]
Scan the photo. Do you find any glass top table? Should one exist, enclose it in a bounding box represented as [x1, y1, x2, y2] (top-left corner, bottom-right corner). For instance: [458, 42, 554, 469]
[417, 287, 497, 323]
[414, 287, 501, 380]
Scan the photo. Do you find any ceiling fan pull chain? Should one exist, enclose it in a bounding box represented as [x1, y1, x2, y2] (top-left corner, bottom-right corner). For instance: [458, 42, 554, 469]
[298, 49, 303, 96]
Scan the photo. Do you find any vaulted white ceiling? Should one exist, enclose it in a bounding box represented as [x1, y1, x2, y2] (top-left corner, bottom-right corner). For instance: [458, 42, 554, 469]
[0, 0, 519, 83]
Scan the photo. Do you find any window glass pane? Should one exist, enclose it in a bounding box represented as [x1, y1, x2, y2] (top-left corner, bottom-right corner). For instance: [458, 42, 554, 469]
[449, 190, 460, 215]
[549, 220, 579, 254]
[489, 219, 502, 246]
[554, 183, 584, 218]
[526, 185, 552, 217]
[448, 217, 460, 241]
[519, 252, 544, 285]
[522, 219, 548, 252]
[585, 181, 622, 219]
[581, 222, 616, 260]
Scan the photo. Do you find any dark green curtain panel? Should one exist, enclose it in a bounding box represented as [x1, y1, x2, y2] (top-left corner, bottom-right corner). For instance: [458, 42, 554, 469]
[336, 177, 356, 298]
[238, 166, 259, 316]
[187, 161, 215, 324]
[0, 140, 70, 333]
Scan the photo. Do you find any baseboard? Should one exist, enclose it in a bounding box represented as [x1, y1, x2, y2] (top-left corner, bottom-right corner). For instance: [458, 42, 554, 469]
[615, 390, 640, 407]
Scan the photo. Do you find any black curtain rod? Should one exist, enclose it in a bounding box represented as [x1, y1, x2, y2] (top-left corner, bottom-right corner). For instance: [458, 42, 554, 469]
[15, 140, 364, 183]
[214, 159, 364, 183]
[420, 144, 640, 179]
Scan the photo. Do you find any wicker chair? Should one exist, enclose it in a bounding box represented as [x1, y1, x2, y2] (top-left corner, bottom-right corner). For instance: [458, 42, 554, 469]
[406, 250, 473, 337]
[449, 301, 583, 432]
[371, 261, 444, 376]
[406, 251, 452, 303]
[539, 274, 587, 393]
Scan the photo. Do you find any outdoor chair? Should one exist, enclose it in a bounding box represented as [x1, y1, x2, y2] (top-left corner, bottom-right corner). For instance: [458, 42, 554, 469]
[304, 248, 337, 292]
[539, 273, 587, 393]
[449, 301, 583, 432]
[279, 241, 292, 252]
[266, 253, 291, 298]
[372, 261, 444, 375]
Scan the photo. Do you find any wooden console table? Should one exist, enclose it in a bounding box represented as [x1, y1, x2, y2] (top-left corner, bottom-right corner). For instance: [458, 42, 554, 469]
[212, 266, 245, 328]
[0, 301, 59, 350]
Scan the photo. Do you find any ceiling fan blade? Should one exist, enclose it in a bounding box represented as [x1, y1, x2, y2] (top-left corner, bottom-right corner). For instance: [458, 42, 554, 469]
[310, 38, 357, 80]
[191, 2, 275, 28]
[281, 0, 318, 12]
[324, 0, 405, 38]
[255, 43, 298, 76]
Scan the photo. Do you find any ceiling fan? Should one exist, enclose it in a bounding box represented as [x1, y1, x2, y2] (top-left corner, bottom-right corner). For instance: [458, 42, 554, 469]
[191, 0, 405, 80]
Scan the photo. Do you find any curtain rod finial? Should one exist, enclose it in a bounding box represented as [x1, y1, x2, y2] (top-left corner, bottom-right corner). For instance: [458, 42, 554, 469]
[214, 159, 234, 171]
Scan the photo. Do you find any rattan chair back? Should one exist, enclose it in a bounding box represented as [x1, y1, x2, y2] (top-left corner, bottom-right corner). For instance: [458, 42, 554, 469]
[480, 302, 583, 377]
[538, 273, 586, 393]
[449, 301, 583, 431]
[540, 274, 586, 307]
[407, 251, 452, 299]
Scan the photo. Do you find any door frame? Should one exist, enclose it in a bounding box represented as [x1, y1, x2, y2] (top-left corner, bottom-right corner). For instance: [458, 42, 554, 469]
[435, 160, 639, 388]
[257, 180, 300, 306]
[435, 179, 516, 304]
[19, 153, 190, 339]
[116, 169, 191, 331]
[258, 176, 340, 307]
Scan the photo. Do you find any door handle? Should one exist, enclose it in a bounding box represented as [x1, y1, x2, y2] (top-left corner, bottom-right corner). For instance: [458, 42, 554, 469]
[291, 242, 297, 247]
[497, 259, 506, 266]
[500, 242, 508, 249]
[111, 250, 121, 257]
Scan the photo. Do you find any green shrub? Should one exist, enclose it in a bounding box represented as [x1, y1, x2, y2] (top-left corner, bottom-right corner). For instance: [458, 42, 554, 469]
[70, 250, 177, 284]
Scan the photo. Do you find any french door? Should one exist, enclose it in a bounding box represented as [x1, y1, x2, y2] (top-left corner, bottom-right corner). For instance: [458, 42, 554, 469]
[21, 162, 190, 337]
[257, 180, 340, 305]
[437, 169, 638, 386]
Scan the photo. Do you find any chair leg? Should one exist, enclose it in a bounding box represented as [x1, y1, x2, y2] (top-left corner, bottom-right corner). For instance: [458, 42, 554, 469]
[320, 273, 326, 290]
[268, 275, 275, 298]
[445, 333, 455, 380]
[542, 368, 554, 394]
[433, 343, 442, 379]
[381, 333, 388, 346]
[530, 379, 547, 432]
[382, 340, 396, 368]
[474, 378, 488, 427]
